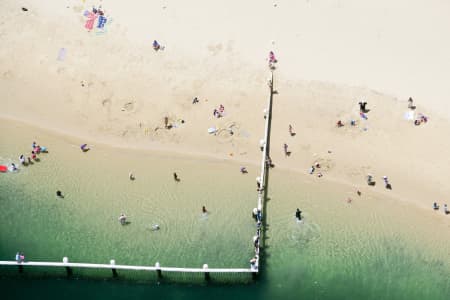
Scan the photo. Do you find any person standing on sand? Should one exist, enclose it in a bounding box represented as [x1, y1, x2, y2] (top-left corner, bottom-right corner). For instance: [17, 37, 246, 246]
[408, 97, 414, 109]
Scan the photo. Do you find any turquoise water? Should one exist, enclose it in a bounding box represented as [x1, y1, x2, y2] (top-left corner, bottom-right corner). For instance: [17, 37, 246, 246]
[1, 121, 449, 299]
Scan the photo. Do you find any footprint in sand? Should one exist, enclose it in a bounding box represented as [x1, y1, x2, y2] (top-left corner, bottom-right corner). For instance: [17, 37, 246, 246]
[121, 101, 135, 112]
[102, 98, 111, 107]
[207, 43, 223, 56]
[2, 70, 13, 79]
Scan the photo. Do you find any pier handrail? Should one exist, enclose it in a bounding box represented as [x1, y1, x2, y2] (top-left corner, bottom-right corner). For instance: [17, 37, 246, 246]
[251, 71, 274, 272]
[0, 260, 255, 273]
[258, 71, 273, 212]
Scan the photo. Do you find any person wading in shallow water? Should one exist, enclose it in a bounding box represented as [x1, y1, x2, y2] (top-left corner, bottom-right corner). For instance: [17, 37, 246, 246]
[295, 208, 302, 221]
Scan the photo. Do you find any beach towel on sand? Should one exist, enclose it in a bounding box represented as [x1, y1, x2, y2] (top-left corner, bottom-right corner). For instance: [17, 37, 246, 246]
[404, 111, 415, 120]
[97, 15, 107, 29]
[85, 12, 97, 31]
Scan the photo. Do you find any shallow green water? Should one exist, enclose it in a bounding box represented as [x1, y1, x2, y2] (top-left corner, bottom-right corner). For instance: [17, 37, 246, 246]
[1, 120, 449, 299]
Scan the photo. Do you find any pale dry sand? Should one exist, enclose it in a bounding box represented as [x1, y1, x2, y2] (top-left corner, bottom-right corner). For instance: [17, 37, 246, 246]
[1, 0, 450, 216]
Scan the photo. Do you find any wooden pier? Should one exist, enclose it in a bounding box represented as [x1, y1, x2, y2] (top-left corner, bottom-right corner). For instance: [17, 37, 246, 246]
[0, 258, 255, 280]
[251, 71, 274, 272]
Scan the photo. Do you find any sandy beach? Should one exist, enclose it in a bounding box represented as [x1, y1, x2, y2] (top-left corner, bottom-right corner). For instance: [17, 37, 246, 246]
[1, 0, 450, 298]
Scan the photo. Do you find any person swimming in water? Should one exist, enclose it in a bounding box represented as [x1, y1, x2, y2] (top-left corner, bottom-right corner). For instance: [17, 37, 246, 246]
[118, 213, 127, 225]
[295, 208, 302, 221]
[56, 190, 64, 198]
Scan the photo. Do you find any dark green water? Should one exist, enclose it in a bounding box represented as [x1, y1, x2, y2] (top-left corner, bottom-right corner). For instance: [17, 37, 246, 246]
[1, 121, 449, 299]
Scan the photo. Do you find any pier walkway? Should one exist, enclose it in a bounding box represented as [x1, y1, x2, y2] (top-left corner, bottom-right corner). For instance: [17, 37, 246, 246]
[251, 71, 274, 272]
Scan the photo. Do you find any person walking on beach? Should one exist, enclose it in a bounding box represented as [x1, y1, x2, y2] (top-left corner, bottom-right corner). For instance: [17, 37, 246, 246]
[288, 124, 295, 136]
[358, 101, 367, 112]
[173, 172, 180, 182]
[202, 206, 207, 214]
[283, 143, 289, 157]
[295, 208, 302, 221]
[383, 176, 391, 189]
[444, 204, 449, 215]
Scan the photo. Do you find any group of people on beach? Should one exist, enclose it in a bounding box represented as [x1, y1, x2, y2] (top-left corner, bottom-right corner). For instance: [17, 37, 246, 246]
[433, 202, 449, 215]
[268, 51, 278, 69]
[308, 162, 323, 178]
[407, 97, 428, 126]
[336, 100, 371, 128]
[15, 141, 47, 169]
[366, 174, 391, 189]
[213, 104, 225, 118]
